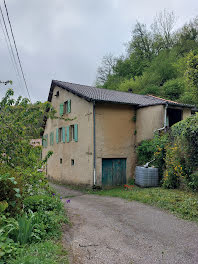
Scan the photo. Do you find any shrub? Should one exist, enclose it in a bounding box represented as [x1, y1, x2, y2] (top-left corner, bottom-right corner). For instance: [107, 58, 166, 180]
[136, 139, 156, 165]
[188, 171, 198, 191]
[23, 195, 63, 213]
[164, 113, 198, 190]
[0, 169, 23, 215]
[137, 133, 169, 182]
[7, 241, 68, 264]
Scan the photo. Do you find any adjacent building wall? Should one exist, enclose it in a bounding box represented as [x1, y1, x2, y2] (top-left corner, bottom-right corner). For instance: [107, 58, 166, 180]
[42, 86, 94, 185]
[183, 108, 192, 120]
[136, 105, 164, 144]
[95, 103, 136, 184]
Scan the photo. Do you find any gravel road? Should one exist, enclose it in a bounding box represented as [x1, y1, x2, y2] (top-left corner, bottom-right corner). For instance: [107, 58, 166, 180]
[51, 183, 198, 264]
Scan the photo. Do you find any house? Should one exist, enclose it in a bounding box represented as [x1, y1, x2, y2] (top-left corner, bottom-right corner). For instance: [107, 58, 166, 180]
[42, 80, 194, 186]
[30, 138, 42, 147]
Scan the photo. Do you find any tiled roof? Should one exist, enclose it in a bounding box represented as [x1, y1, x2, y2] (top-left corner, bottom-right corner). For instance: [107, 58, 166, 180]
[49, 80, 194, 108]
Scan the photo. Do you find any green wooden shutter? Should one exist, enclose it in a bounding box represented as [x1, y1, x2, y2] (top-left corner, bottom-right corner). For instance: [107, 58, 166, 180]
[66, 126, 70, 142]
[74, 124, 78, 142]
[60, 103, 64, 116]
[67, 100, 71, 113]
[56, 128, 59, 143]
[42, 137, 45, 147]
[62, 127, 66, 143]
[45, 134, 48, 147]
[50, 132, 54, 146]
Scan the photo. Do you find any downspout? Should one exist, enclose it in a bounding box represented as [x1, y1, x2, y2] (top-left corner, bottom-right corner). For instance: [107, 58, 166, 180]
[93, 101, 96, 186]
[154, 103, 168, 133]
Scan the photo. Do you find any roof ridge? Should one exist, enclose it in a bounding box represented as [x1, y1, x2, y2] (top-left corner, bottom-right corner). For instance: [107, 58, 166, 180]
[53, 80, 159, 99]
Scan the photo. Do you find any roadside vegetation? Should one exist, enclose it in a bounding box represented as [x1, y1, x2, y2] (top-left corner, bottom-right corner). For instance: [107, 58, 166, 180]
[0, 89, 68, 264]
[90, 186, 198, 222]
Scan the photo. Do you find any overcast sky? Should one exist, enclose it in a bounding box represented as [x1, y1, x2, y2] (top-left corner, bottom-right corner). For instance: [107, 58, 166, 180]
[0, 0, 198, 102]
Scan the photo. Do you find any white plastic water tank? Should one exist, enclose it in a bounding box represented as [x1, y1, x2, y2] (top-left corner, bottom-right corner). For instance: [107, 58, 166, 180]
[135, 166, 159, 187]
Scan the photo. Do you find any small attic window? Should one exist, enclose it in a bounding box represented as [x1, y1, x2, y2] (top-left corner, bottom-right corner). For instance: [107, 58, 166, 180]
[55, 91, 59, 97]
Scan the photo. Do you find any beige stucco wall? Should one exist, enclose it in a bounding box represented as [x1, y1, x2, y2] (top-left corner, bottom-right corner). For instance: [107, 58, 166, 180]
[183, 108, 191, 120]
[136, 105, 164, 144]
[43, 86, 94, 185]
[95, 103, 136, 184]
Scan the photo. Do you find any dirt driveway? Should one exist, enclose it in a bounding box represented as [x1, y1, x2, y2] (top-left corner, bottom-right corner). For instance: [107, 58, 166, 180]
[51, 183, 198, 264]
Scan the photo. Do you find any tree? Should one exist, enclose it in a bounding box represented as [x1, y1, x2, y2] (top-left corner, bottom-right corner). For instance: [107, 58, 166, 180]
[185, 50, 198, 105]
[174, 17, 198, 56]
[152, 10, 176, 50]
[0, 89, 55, 168]
[96, 54, 116, 86]
[127, 22, 154, 62]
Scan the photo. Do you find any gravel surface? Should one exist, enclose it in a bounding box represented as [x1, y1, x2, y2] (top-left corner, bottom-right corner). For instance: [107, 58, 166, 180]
[51, 183, 198, 264]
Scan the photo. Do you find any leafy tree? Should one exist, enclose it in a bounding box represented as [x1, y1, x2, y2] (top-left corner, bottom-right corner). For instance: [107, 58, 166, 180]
[185, 50, 198, 105]
[127, 22, 154, 64]
[0, 89, 55, 168]
[162, 78, 185, 101]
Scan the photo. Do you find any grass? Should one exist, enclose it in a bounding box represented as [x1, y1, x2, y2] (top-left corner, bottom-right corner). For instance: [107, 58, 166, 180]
[88, 186, 198, 222]
[8, 241, 68, 264]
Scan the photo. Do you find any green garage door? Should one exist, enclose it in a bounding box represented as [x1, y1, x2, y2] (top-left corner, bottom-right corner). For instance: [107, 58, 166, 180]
[102, 158, 126, 186]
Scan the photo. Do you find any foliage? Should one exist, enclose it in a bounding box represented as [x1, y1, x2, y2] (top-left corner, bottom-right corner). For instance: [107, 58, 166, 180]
[162, 78, 185, 100]
[0, 170, 22, 215]
[164, 113, 198, 190]
[136, 113, 198, 190]
[23, 195, 63, 213]
[7, 241, 68, 264]
[0, 89, 68, 263]
[136, 133, 169, 181]
[136, 140, 156, 165]
[96, 12, 198, 107]
[11, 214, 34, 245]
[0, 89, 55, 168]
[89, 186, 198, 222]
[185, 50, 198, 105]
[0, 215, 20, 261]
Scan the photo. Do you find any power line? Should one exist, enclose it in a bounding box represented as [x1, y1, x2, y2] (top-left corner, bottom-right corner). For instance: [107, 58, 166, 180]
[0, 10, 24, 96]
[0, 4, 24, 96]
[3, 0, 31, 102]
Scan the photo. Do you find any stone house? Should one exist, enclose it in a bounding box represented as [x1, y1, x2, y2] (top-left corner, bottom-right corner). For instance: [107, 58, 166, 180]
[42, 80, 194, 186]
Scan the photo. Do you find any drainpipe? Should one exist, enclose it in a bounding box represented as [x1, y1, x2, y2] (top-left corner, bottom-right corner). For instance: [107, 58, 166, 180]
[154, 103, 168, 133]
[93, 101, 96, 186]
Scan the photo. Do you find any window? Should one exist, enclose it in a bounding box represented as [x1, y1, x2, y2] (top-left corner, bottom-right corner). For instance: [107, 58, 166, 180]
[58, 128, 62, 142]
[55, 91, 59, 97]
[70, 125, 75, 141]
[64, 101, 68, 114]
[71, 159, 74, 166]
[66, 124, 78, 142]
[63, 100, 71, 114]
[60, 158, 62, 164]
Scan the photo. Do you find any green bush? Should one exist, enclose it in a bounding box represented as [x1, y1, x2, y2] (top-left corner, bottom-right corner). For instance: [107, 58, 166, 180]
[23, 195, 63, 213]
[0, 169, 22, 215]
[137, 133, 169, 181]
[7, 241, 68, 264]
[188, 171, 198, 191]
[136, 139, 156, 165]
[164, 113, 198, 190]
